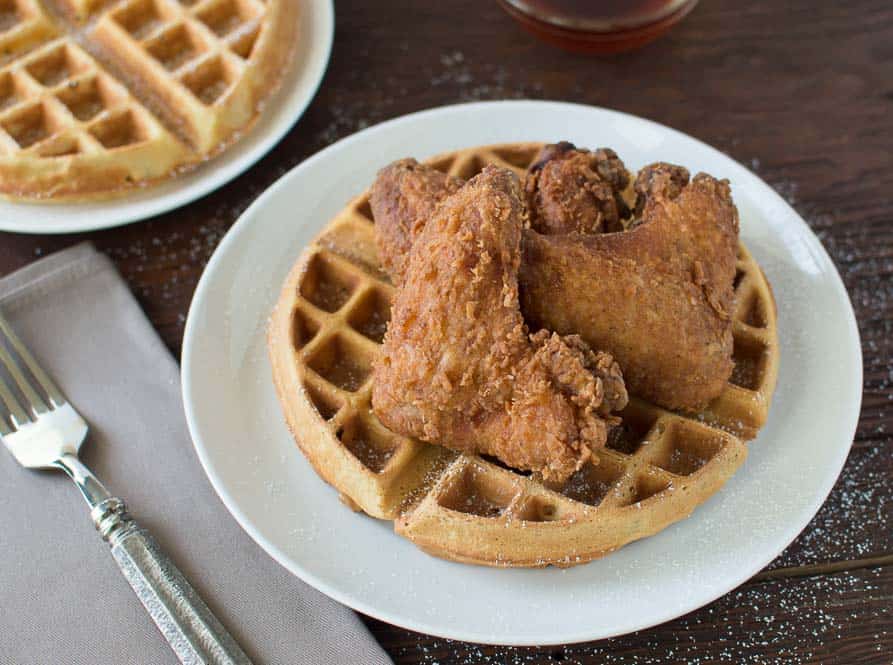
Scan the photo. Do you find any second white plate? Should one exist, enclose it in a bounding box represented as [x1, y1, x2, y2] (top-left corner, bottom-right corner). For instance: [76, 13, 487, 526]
[0, 0, 333, 234]
[182, 100, 862, 645]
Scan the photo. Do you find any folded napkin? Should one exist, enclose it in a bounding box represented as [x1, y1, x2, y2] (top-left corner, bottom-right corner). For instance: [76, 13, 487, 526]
[0, 243, 392, 665]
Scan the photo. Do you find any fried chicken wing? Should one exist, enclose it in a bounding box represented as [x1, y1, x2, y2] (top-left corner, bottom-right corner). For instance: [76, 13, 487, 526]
[368, 146, 739, 412]
[372, 166, 627, 482]
[525, 141, 631, 234]
[521, 168, 738, 411]
[370, 158, 463, 284]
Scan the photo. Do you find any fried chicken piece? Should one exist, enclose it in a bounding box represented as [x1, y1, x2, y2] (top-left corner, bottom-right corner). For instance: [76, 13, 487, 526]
[525, 142, 631, 234]
[372, 166, 627, 482]
[370, 158, 463, 285]
[521, 169, 738, 411]
[369, 151, 738, 412]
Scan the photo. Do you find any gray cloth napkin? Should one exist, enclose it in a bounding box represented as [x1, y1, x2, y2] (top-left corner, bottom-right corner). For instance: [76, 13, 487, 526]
[0, 243, 393, 665]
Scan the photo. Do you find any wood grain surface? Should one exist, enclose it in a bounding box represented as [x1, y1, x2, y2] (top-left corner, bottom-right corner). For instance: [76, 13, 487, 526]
[1, 1, 890, 663]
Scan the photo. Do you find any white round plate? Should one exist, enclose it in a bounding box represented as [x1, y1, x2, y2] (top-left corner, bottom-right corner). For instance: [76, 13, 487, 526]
[0, 0, 333, 235]
[182, 101, 862, 646]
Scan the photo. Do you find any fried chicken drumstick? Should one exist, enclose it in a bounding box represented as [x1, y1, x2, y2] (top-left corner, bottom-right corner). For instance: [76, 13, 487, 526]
[369, 144, 739, 412]
[372, 166, 627, 482]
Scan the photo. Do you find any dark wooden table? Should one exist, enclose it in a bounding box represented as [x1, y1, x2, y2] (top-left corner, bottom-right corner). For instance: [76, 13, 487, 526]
[2, 1, 890, 662]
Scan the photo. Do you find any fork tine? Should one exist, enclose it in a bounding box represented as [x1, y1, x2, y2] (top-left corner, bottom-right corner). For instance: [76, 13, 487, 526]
[0, 373, 27, 433]
[0, 328, 48, 416]
[0, 314, 65, 412]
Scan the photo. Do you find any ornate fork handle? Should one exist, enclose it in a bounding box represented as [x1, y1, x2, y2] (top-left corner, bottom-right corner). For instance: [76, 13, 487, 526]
[57, 454, 252, 665]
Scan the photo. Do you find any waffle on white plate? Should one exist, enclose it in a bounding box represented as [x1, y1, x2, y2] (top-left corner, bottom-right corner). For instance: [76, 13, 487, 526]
[0, 0, 297, 200]
[268, 142, 779, 568]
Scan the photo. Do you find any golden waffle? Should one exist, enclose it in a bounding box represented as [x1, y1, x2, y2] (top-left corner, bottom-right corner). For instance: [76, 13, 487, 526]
[268, 142, 780, 567]
[0, 0, 297, 199]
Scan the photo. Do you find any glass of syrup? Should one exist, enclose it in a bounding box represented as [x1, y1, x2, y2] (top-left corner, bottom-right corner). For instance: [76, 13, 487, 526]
[498, 0, 699, 54]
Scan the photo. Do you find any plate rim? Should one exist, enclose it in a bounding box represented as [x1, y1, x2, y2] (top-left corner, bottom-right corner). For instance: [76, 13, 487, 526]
[182, 99, 863, 646]
[0, 0, 334, 235]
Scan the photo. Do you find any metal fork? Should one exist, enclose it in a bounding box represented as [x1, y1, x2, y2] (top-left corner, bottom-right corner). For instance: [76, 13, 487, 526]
[0, 313, 252, 665]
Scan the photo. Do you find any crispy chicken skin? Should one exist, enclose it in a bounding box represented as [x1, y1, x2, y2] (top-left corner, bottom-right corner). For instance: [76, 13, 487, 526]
[370, 158, 462, 284]
[369, 149, 739, 412]
[372, 167, 627, 482]
[525, 141, 631, 234]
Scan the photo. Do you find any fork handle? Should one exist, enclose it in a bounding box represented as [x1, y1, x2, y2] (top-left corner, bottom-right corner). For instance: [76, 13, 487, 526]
[92, 497, 253, 665]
